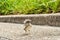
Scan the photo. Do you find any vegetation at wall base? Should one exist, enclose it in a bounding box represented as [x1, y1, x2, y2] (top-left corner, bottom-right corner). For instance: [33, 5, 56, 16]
[0, 0, 60, 15]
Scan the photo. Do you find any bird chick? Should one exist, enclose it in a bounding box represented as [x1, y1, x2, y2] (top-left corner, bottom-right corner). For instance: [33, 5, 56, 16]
[24, 19, 32, 33]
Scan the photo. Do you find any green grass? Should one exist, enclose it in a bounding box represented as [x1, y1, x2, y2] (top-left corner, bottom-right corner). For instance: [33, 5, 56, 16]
[0, 0, 60, 15]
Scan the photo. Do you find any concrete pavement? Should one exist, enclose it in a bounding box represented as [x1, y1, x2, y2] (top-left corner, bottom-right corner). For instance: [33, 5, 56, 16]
[0, 22, 60, 40]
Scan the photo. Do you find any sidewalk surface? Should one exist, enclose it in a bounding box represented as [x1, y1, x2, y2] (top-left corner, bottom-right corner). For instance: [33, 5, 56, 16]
[0, 22, 60, 40]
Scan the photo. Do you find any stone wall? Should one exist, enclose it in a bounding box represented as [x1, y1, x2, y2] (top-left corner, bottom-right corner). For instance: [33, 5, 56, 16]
[0, 13, 60, 26]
